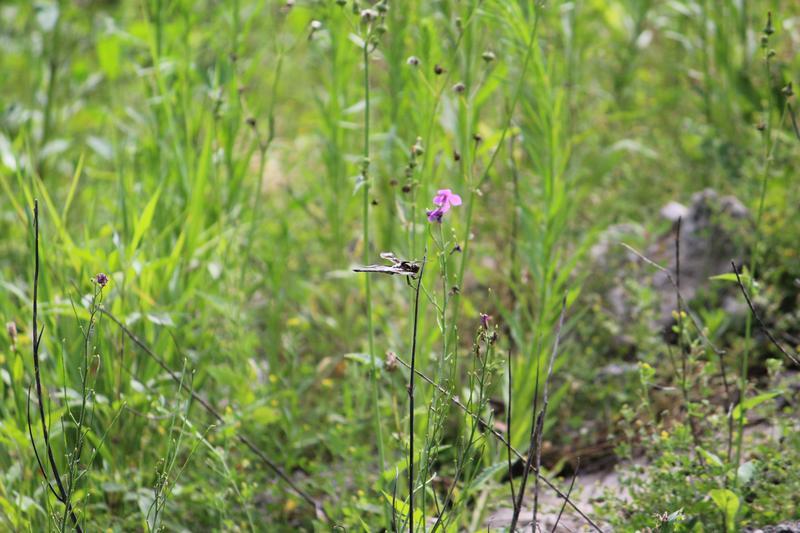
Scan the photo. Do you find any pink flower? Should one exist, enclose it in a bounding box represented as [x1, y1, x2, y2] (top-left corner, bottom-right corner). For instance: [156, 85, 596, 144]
[433, 189, 462, 212]
[427, 189, 462, 223]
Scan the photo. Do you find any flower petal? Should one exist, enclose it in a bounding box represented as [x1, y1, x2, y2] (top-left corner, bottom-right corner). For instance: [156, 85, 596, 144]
[448, 193, 462, 206]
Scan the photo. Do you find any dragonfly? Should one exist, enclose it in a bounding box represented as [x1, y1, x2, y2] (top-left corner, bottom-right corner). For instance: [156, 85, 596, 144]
[353, 252, 421, 278]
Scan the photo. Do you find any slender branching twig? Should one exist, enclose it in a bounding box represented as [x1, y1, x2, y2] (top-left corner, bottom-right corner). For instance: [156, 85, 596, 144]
[552, 457, 580, 533]
[731, 261, 800, 366]
[27, 200, 84, 532]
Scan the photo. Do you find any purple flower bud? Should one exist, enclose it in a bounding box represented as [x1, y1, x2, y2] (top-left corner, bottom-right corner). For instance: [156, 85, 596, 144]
[426, 207, 445, 223]
[94, 273, 109, 288]
[480, 313, 491, 329]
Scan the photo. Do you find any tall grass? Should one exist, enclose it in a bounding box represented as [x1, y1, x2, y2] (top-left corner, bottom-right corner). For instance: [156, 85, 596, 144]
[1, 1, 799, 531]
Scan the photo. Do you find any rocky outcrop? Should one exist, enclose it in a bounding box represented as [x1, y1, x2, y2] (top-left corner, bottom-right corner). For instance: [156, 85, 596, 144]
[591, 189, 752, 342]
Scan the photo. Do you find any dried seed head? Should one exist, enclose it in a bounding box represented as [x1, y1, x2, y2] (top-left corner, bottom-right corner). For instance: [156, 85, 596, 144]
[412, 137, 424, 156]
[453, 82, 466, 94]
[783, 82, 794, 97]
[360, 9, 377, 23]
[371, 198, 378, 206]
[482, 51, 496, 63]
[453, 149, 461, 161]
[389, 178, 398, 187]
[434, 64, 445, 75]
[402, 183, 412, 193]
[6, 321, 17, 342]
[472, 133, 483, 143]
[385, 351, 398, 372]
[246, 117, 257, 128]
[407, 55, 420, 67]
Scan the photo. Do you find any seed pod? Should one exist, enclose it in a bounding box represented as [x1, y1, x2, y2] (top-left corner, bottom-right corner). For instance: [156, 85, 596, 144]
[764, 12, 774, 35]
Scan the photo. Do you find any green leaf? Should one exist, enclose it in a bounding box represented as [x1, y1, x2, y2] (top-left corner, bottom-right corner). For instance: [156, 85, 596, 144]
[383, 491, 424, 530]
[732, 391, 780, 420]
[345, 352, 383, 368]
[708, 488, 739, 532]
[468, 461, 508, 492]
[697, 447, 723, 468]
[130, 186, 162, 255]
[97, 34, 122, 81]
[12, 354, 24, 384]
[709, 273, 742, 283]
[248, 405, 280, 426]
[737, 461, 757, 486]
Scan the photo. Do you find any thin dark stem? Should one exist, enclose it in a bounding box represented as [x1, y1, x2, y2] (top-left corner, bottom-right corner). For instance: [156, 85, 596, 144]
[510, 354, 540, 532]
[99, 309, 330, 522]
[533, 297, 567, 528]
[732, 262, 799, 366]
[394, 355, 601, 532]
[506, 350, 516, 511]
[391, 469, 399, 533]
[26, 385, 60, 501]
[408, 254, 426, 531]
[29, 200, 83, 532]
[551, 457, 580, 533]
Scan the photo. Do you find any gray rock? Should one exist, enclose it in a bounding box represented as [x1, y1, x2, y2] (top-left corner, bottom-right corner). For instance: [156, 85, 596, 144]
[649, 188, 750, 328]
[593, 188, 752, 337]
[743, 522, 800, 533]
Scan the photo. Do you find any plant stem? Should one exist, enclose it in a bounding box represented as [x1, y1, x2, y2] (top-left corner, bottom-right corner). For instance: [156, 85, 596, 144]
[735, 32, 773, 469]
[27, 200, 83, 532]
[361, 29, 388, 511]
[407, 255, 426, 532]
